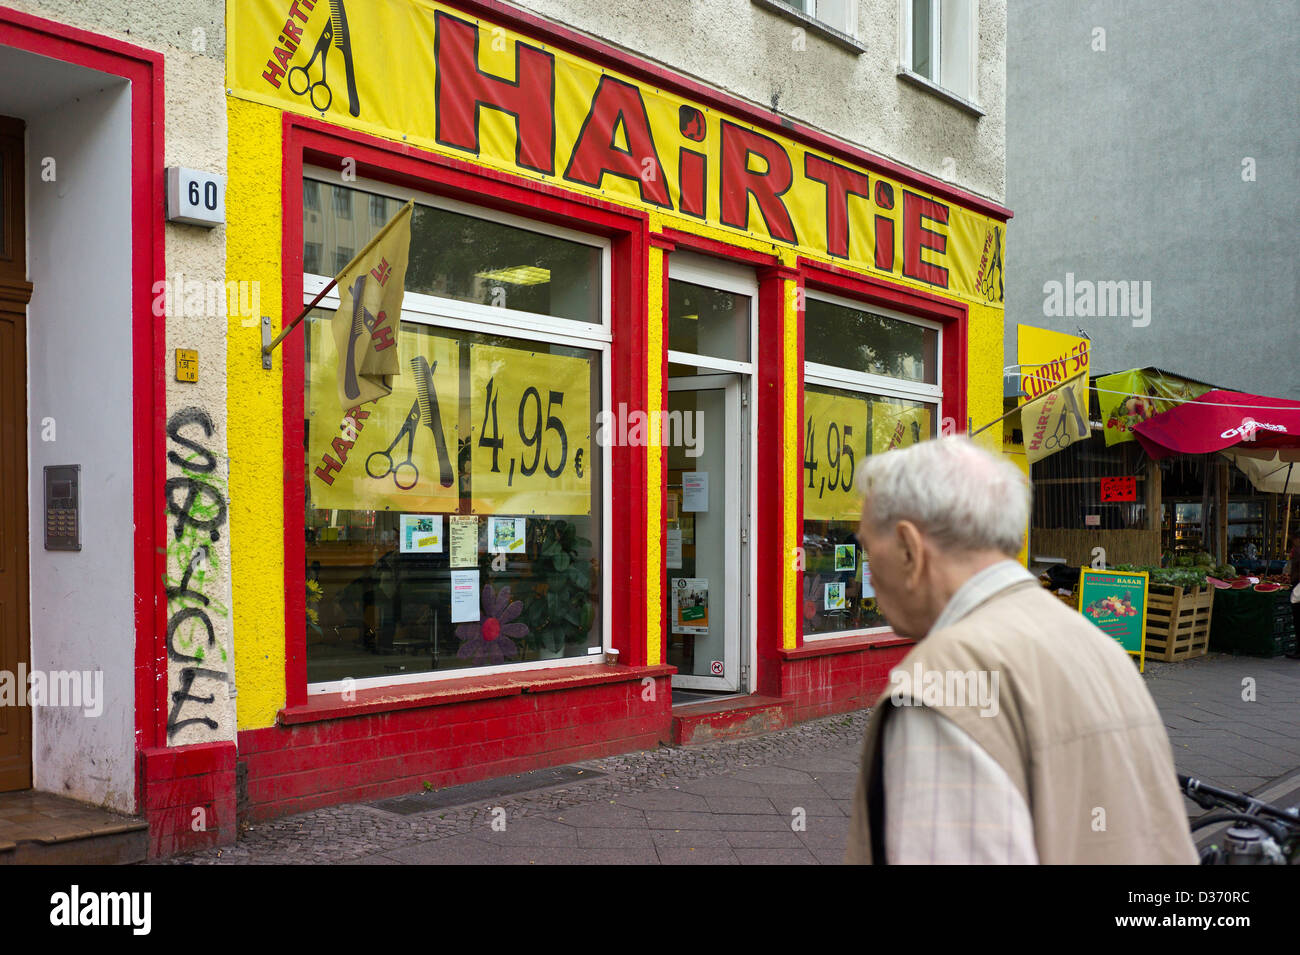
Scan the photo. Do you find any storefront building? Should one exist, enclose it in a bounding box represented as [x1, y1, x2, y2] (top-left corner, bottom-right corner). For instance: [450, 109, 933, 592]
[0, 0, 1009, 859]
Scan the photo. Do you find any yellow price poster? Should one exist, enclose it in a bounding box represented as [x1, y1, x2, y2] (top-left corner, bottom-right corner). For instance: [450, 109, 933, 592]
[469, 345, 592, 516]
[308, 321, 460, 512]
[803, 390, 869, 522]
[870, 402, 932, 455]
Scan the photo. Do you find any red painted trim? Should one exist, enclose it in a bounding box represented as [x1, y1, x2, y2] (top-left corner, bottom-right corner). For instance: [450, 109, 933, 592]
[441, 0, 1012, 221]
[660, 227, 781, 269]
[655, 240, 670, 665]
[755, 269, 788, 695]
[0, 7, 168, 803]
[280, 115, 650, 697]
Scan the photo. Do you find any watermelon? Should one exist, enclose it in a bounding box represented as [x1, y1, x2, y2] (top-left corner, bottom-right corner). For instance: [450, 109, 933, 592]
[1254, 582, 1282, 593]
[1230, 579, 1252, 589]
[1208, 577, 1233, 590]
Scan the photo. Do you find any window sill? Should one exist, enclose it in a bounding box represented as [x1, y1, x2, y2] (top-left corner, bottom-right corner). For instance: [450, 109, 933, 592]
[781, 632, 915, 660]
[896, 69, 985, 118]
[280, 663, 677, 725]
[751, 0, 868, 55]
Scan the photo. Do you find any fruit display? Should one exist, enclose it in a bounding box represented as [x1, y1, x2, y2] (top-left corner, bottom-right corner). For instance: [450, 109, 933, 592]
[1083, 591, 1140, 619]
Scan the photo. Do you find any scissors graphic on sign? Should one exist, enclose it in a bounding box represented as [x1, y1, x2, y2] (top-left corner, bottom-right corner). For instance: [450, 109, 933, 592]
[1043, 412, 1073, 451]
[286, 1, 360, 116]
[366, 402, 421, 490]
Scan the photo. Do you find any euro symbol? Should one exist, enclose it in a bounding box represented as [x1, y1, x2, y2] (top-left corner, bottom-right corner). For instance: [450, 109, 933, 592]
[574, 448, 584, 479]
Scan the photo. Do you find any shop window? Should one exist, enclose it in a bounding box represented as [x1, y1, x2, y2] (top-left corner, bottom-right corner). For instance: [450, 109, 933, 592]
[309, 179, 603, 326]
[333, 247, 354, 274]
[370, 193, 389, 226]
[902, 0, 977, 103]
[667, 279, 750, 365]
[302, 179, 608, 690]
[802, 292, 941, 638]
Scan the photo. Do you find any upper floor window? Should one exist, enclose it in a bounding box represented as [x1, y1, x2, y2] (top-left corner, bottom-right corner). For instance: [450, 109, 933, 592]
[902, 0, 977, 103]
[769, 0, 855, 36]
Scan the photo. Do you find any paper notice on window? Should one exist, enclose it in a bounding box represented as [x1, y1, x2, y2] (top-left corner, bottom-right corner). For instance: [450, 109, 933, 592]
[666, 529, 683, 570]
[825, 581, 846, 611]
[449, 515, 479, 568]
[488, 516, 526, 554]
[399, 514, 443, 554]
[861, 561, 875, 598]
[450, 569, 480, 623]
[682, 472, 708, 512]
[671, 577, 709, 634]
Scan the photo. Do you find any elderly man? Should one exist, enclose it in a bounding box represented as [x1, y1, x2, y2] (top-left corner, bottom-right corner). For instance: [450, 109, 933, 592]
[844, 437, 1197, 864]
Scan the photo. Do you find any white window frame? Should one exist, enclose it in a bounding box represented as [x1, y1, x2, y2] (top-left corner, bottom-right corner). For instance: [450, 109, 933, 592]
[801, 290, 943, 641]
[301, 172, 613, 694]
[900, 0, 980, 109]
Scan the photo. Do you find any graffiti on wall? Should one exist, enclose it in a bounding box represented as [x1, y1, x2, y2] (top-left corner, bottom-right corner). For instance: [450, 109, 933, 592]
[163, 407, 230, 739]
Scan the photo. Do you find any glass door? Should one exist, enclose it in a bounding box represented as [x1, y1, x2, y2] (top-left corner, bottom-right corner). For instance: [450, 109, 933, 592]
[666, 374, 744, 691]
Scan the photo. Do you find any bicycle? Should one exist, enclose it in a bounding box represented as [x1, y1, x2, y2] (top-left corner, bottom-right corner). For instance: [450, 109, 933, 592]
[1179, 773, 1300, 864]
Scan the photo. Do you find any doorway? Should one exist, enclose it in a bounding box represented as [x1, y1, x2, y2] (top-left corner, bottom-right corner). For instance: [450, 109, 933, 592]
[0, 114, 31, 792]
[663, 254, 755, 699]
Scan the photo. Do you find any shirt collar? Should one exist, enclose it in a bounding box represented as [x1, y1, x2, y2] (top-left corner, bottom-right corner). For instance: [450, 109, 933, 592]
[929, 559, 1036, 633]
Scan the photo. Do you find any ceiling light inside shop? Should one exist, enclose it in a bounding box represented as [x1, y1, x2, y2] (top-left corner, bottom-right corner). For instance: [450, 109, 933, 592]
[475, 266, 552, 286]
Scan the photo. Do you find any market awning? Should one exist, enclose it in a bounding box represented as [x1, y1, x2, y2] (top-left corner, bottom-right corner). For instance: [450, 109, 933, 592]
[1133, 389, 1300, 459]
[1222, 448, 1300, 494]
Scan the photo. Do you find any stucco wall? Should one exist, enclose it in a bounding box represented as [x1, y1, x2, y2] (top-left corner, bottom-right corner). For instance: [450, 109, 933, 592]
[509, 0, 1007, 203]
[7, 1, 234, 778]
[1005, 0, 1298, 398]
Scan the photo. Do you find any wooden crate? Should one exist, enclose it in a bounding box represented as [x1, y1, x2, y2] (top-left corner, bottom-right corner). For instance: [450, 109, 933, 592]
[1144, 585, 1214, 661]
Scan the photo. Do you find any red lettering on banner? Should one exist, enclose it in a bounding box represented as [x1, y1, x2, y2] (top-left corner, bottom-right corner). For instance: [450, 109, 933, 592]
[314, 454, 344, 486]
[902, 190, 950, 288]
[679, 149, 707, 219]
[434, 11, 556, 175]
[804, 154, 871, 260]
[370, 258, 392, 286]
[719, 121, 798, 244]
[564, 75, 672, 208]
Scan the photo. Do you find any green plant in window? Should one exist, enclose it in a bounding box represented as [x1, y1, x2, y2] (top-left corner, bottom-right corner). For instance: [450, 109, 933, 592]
[306, 577, 324, 636]
[522, 519, 597, 656]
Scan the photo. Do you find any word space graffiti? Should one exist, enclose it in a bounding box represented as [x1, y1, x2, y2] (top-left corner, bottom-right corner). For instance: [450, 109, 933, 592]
[163, 408, 229, 739]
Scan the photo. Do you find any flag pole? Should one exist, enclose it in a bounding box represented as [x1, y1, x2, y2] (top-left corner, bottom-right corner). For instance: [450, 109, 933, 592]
[262, 277, 339, 356]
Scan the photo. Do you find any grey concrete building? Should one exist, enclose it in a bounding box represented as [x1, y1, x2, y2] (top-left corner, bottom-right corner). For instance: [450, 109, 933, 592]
[1005, 0, 1299, 399]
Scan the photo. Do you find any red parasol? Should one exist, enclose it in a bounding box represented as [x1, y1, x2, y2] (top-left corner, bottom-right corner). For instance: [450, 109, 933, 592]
[1133, 389, 1300, 459]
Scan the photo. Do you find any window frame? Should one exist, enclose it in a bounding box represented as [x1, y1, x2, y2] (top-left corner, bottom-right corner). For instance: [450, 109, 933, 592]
[899, 0, 982, 113]
[800, 288, 944, 642]
[298, 171, 615, 694]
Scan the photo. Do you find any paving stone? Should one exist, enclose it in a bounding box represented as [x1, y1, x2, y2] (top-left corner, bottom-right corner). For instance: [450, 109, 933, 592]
[575, 827, 657, 849]
[651, 828, 732, 848]
[724, 829, 804, 848]
[702, 796, 776, 814]
[550, 804, 648, 829]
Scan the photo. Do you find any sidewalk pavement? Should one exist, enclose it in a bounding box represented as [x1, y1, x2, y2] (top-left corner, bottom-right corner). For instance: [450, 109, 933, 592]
[167, 652, 1300, 865]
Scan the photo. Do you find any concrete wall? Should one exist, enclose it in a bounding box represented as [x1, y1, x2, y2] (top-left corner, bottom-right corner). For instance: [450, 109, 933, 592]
[7, 0, 232, 810]
[1005, 0, 1299, 398]
[510, 0, 1007, 203]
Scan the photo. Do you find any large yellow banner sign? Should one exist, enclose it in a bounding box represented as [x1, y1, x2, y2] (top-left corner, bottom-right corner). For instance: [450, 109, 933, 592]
[1017, 325, 1090, 465]
[803, 390, 868, 522]
[229, 0, 1006, 306]
[308, 321, 460, 512]
[469, 345, 592, 516]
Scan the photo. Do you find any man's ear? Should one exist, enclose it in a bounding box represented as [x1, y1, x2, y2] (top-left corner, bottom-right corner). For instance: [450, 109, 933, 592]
[896, 520, 926, 586]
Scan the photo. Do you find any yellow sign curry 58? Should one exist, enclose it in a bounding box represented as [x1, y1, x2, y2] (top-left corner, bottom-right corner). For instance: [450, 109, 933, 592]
[229, 0, 1006, 305]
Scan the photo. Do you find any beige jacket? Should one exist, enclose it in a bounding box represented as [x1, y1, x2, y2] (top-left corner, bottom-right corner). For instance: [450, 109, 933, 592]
[845, 578, 1199, 864]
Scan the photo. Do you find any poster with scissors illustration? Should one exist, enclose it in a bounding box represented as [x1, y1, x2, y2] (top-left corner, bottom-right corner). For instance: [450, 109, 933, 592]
[308, 320, 460, 512]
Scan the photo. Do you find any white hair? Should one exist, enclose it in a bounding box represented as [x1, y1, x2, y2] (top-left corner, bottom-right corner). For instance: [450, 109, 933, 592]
[856, 436, 1029, 556]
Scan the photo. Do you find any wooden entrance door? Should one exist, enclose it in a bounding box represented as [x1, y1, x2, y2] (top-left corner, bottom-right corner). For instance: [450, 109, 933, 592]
[0, 115, 32, 792]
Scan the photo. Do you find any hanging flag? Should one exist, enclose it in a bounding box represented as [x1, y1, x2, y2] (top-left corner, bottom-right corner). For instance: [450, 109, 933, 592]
[1022, 370, 1089, 465]
[331, 200, 414, 408]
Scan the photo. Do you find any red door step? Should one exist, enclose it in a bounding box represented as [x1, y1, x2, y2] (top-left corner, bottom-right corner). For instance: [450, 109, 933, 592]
[671, 694, 794, 745]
